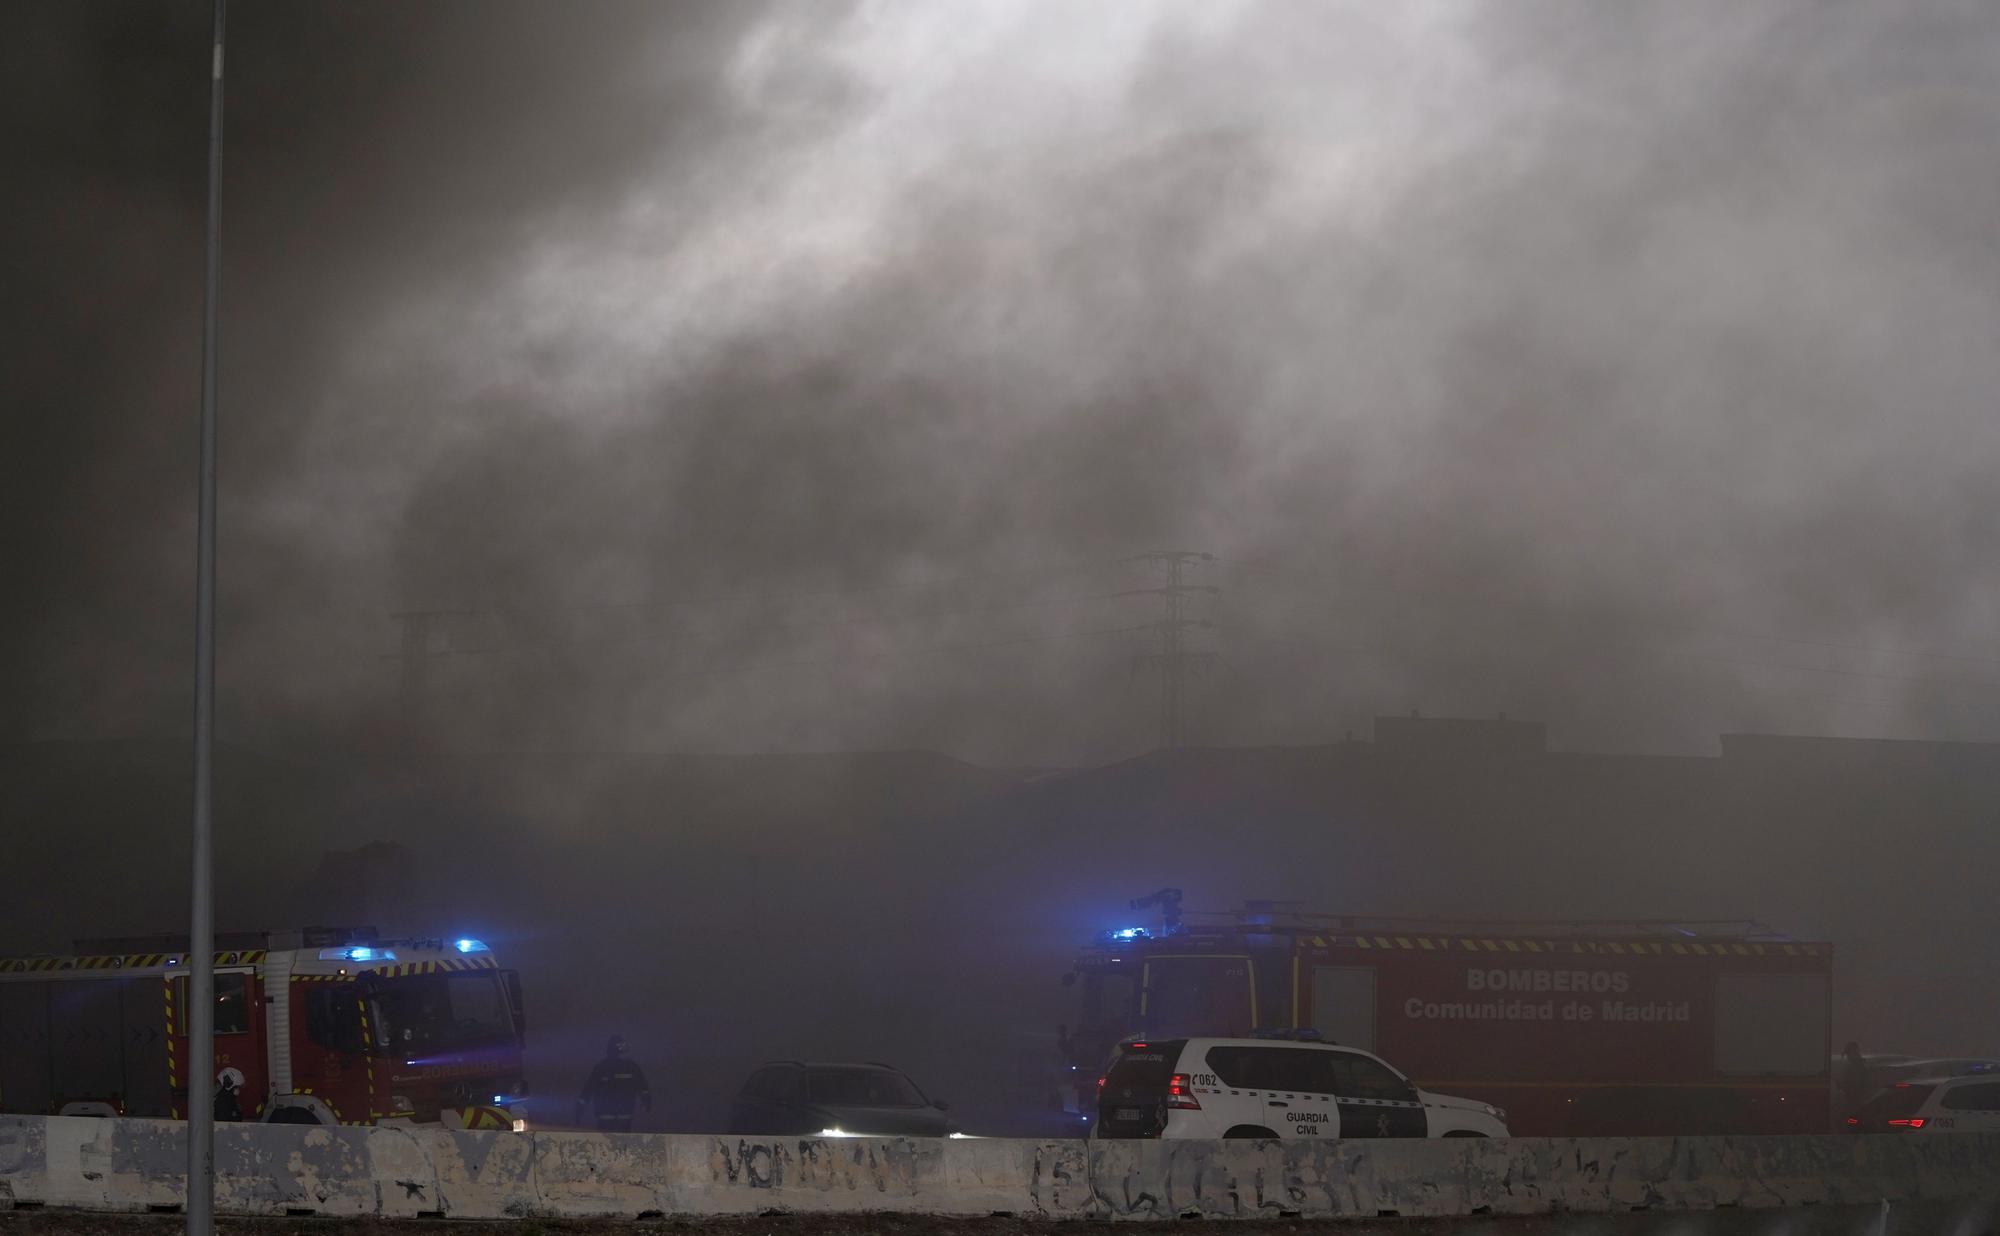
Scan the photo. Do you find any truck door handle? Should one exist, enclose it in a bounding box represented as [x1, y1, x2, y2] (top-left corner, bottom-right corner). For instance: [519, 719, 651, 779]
[1267, 1101, 1288, 1108]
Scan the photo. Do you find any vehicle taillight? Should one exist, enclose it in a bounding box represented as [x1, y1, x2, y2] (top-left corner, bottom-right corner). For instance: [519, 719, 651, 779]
[1845, 1117, 1858, 1126]
[1096, 1075, 1106, 1094]
[1887, 1118, 1926, 1128]
[1166, 1073, 1201, 1110]
[1128, 1042, 1148, 1050]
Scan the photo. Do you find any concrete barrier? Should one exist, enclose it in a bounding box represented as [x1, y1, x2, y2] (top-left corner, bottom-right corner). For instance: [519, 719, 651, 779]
[3, 1115, 1997, 1221]
[418, 1126, 538, 1218]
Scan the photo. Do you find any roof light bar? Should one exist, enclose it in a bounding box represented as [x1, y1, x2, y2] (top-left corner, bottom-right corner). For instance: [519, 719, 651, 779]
[317, 946, 395, 963]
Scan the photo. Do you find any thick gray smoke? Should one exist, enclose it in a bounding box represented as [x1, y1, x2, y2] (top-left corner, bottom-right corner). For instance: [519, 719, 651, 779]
[8, 0, 2000, 761]
[7, 0, 2000, 1135]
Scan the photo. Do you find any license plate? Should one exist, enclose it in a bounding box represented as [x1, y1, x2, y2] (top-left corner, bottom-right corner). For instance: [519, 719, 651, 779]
[1114, 1108, 1143, 1121]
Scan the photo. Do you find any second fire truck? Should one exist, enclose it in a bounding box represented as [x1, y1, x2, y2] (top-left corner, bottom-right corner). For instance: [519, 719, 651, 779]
[1058, 893, 1832, 1137]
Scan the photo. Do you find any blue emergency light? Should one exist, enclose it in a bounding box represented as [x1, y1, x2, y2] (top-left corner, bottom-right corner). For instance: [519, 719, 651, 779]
[454, 938, 489, 954]
[1108, 927, 1150, 942]
[318, 946, 395, 962]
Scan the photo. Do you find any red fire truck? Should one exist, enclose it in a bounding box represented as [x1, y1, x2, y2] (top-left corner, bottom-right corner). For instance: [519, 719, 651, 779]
[1059, 896, 1832, 1136]
[0, 928, 528, 1129]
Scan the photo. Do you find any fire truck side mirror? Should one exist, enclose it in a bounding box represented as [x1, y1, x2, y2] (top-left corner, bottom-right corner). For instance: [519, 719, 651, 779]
[502, 970, 527, 1038]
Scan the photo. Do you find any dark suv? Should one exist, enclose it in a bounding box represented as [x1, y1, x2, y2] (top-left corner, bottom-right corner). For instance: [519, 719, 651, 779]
[727, 1061, 958, 1138]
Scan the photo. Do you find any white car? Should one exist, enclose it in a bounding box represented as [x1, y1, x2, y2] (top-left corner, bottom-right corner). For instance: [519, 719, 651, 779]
[1093, 1036, 1508, 1140]
[1847, 1075, 2000, 1134]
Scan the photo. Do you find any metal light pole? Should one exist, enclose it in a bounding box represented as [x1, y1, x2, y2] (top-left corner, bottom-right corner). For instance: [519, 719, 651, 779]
[188, 1, 227, 1233]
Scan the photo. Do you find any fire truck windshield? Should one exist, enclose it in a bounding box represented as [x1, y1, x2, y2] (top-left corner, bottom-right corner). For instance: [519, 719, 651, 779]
[1065, 967, 1141, 1069]
[367, 972, 517, 1054]
[1085, 969, 1140, 1031]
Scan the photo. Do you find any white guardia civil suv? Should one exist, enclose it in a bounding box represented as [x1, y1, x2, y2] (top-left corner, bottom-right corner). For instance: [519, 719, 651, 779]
[1847, 1076, 2000, 1134]
[1093, 1035, 1509, 1140]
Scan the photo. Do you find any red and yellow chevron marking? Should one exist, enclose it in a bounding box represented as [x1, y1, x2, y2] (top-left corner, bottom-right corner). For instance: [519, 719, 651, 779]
[0, 949, 267, 974]
[163, 976, 180, 1118]
[1297, 935, 1827, 957]
[455, 1105, 516, 1130]
[369, 957, 498, 978]
[357, 997, 378, 1118]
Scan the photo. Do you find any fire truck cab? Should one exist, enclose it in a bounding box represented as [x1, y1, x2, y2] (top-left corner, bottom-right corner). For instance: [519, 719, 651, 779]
[0, 927, 528, 1129]
[1060, 897, 1833, 1137]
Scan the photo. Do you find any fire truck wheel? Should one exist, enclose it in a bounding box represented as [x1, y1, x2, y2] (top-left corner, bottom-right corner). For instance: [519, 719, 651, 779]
[1223, 1126, 1280, 1140]
[263, 1094, 338, 1126]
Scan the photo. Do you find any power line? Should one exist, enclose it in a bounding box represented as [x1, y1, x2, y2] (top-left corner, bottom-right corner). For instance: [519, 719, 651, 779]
[563, 584, 1154, 648]
[413, 585, 1153, 681]
[586, 556, 1126, 616]
[1227, 627, 2000, 721]
[1224, 556, 2000, 671]
[555, 621, 1158, 683]
[1228, 596, 2000, 698]
[381, 560, 1146, 708]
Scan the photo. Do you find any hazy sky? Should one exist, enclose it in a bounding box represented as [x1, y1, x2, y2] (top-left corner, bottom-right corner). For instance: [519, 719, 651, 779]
[9, 0, 2000, 763]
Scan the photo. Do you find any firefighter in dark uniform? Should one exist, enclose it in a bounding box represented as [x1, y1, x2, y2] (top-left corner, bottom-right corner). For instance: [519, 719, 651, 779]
[576, 1035, 652, 1132]
[1839, 1040, 1874, 1124]
[213, 1067, 245, 1122]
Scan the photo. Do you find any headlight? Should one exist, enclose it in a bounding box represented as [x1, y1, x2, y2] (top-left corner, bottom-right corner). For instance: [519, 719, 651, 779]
[819, 1127, 858, 1138]
[1485, 1104, 1508, 1122]
[511, 1119, 528, 1134]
